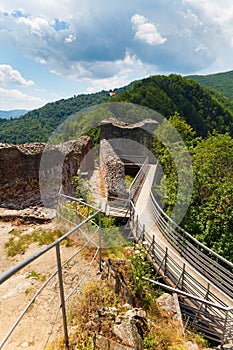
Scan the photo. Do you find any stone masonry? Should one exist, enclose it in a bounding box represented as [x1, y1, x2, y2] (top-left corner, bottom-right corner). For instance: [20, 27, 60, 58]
[99, 139, 128, 203]
[100, 118, 158, 162]
[0, 136, 94, 209]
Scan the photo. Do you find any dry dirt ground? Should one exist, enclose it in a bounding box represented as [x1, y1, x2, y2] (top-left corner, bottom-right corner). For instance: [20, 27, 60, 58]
[0, 218, 100, 350]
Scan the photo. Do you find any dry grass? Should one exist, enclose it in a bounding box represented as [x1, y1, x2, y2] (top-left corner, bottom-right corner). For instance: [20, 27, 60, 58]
[46, 250, 209, 350]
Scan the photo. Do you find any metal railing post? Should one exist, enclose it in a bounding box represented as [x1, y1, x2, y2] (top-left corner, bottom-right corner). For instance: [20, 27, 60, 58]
[56, 244, 69, 349]
[164, 247, 168, 275]
[98, 211, 102, 272]
[142, 224, 145, 242]
[136, 215, 139, 238]
[221, 308, 229, 348]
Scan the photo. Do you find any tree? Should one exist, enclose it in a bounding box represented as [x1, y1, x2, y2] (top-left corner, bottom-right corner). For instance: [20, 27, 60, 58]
[153, 113, 195, 223]
[183, 133, 233, 261]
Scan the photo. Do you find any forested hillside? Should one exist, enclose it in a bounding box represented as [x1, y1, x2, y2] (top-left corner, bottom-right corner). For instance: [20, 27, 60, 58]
[188, 70, 233, 102]
[114, 74, 233, 137]
[0, 92, 111, 144]
[0, 74, 233, 144]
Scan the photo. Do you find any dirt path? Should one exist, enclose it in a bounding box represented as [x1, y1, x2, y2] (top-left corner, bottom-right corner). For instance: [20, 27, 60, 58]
[0, 219, 100, 350]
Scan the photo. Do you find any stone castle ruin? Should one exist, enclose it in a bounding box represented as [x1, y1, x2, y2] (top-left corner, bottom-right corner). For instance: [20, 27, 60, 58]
[0, 118, 158, 210]
[99, 118, 158, 204]
[0, 136, 94, 209]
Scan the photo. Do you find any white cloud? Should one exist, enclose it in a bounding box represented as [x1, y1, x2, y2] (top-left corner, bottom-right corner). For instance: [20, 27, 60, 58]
[1, 0, 233, 104]
[0, 65, 35, 87]
[131, 13, 167, 45]
[18, 16, 50, 36]
[183, 1, 233, 43]
[0, 87, 46, 110]
[64, 34, 76, 43]
[86, 51, 156, 93]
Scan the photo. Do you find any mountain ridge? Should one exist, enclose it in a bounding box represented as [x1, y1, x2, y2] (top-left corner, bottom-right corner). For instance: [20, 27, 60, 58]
[187, 70, 233, 101]
[0, 73, 233, 144]
[0, 109, 28, 120]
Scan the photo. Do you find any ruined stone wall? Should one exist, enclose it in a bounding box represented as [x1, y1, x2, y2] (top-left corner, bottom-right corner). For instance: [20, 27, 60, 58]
[0, 136, 94, 209]
[100, 118, 158, 162]
[99, 139, 127, 202]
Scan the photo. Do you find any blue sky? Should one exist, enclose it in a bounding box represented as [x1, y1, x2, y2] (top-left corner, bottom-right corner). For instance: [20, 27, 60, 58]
[1, 0, 233, 110]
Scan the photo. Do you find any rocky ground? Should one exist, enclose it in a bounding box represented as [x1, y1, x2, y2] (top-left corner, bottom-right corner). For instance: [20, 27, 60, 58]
[0, 215, 100, 350]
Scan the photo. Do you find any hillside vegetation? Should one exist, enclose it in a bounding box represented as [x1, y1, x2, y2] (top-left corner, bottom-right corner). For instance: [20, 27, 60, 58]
[114, 74, 233, 137]
[153, 113, 233, 263]
[0, 92, 110, 144]
[0, 74, 233, 143]
[188, 70, 233, 102]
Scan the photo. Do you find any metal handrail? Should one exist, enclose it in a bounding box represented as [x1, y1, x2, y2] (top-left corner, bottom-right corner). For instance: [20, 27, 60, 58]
[129, 160, 233, 345]
[130, 210, 233, 345]
[129, 156, 149, 203]
[149, 180, 233, 299]
[0, 203, 102, 349]
[0, 210, 100, 285]
[150, 187, 233, 269]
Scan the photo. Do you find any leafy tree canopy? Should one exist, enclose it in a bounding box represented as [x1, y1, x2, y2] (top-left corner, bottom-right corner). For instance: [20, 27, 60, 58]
[154, 115, 233, 262]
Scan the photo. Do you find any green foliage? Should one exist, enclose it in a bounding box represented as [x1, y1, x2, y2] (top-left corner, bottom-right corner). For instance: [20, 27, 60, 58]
[153, 113, 195, 217]
[5, 234, 31, 256]
[154, 116, 233, 262]
[26, 270, 47, 282]
[183, 133, 233, 261]
[0, 91, 110, 144]
[1, 74, 233, 144]
[125, 174, 134, 189]
[115, 74, 233, 137]
[4, 228, 64, 257]
[188, 70, 233, 103]
[32, 228, 63, 245]
[72, 175, 90, 202]
[130, 245, 159, 310]
[143, 334, 158, 349]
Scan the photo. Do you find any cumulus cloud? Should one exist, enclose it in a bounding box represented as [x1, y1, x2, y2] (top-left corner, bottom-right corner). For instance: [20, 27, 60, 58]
[86, 51, 155, 92]
[183, 0, 233, 47]
[18, 16, 50, 36]
[131, 13, 167, 45]
[0, 64, 35, 87]
[0, 87, 46, 110]
[1, 0, 233, 87]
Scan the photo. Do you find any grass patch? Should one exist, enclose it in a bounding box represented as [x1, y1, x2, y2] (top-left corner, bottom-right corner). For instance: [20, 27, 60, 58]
[4, 228, 70, 257]
[25, 288, 33, 296]
[31, 228, 63, 246]
[26, 270, 47, 282]
[5, 234, 33, 256]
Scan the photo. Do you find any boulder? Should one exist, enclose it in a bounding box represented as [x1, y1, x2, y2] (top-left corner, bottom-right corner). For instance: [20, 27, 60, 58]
[113, 308, 147, 350]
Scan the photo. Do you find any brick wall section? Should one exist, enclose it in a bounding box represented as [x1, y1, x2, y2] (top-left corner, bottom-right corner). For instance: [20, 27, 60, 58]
[0, 136, 94, 209]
